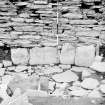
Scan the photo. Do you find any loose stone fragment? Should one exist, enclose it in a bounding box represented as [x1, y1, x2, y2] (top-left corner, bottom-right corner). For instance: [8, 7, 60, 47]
[81, 78, 99, 89]
[90, 62, 105, 72]
[59, 64, 71, 70]
[60, 43, 75, 64]
[15, 65, 28, 72]
[43, 66, 63, 75]
[0, 68, 5, 76]
[88, 89, 102, 98]
[52, 70, 78, 82]
[99, 84, 105, 93]
[11, 48, 29, 65]
[75, 45, 95, 67]
[29, 47, 59, 65]
[2, 60, 12, 67]
[71, 89, 89, 97]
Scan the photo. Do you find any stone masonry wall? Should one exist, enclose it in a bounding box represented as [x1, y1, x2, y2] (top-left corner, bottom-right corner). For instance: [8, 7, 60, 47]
[1, 0, 105, 104]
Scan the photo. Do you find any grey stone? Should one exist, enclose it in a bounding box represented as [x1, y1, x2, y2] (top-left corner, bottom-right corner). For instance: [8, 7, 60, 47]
[81, 78, 99, 89]
[75, 45, 95, 67]
[52, 70, 78, 82]
[11, 48, 29, 65]
[60, 43, 75, 64]
[29, 47, 59, 65]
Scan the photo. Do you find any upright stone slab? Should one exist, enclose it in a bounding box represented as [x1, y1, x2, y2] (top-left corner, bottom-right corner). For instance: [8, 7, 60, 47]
[11, 48, 29, 65]
[29, 47, 59, 65]
[75, 45, 95, 67]
[60, 43, 75, 64]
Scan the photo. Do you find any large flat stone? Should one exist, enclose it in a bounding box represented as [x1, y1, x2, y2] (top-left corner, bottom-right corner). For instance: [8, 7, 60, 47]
[52, 70, 78, 82]
[11, 48, 29, 65]
[29, 47, 59, 65]
[75, 45, 95, 67]
[60, 43, 75, 64]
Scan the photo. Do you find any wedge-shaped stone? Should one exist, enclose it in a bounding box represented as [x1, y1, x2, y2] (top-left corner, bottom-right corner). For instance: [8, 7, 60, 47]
[29, 47, 59, 65]
[60, 43, 75, 64]
[11, 48, 29, 65]
[75, 45, 95, 67]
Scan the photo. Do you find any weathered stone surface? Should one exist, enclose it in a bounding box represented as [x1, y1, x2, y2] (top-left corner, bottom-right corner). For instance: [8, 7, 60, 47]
[88, 90, 102, 98]
[99, 84, 105, 93]
[2, 60, 12, 67]
[0, 68, 5, 76]
[7, 74, 40, 93]
[81, 78, 99, 89]
[60, 43, 75, 64]
[71, 89, 89, 97]
[11, 48, 29, 65]
[15, 65, 28, 72]
[90, 62, 105, 72]
[42, 66, 63, 75]
[75, 45, 95, 67]
[52, 70, 78, 82]
[59, 64, 71, 70]
[40, 76, 49, 91]
[29, 47, 59, 65]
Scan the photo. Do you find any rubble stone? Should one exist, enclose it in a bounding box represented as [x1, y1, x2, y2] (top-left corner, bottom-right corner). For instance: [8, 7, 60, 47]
[2, 60, 12, 67]
[99, 84, 105, 93]
[90, 62, 105, 72]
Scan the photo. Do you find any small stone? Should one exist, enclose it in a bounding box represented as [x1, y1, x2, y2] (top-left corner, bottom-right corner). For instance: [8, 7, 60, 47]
[71, 66, 93, 72]
[48, 81, 55, 91]
[90, 62, 105, 72]
[2, 60, 12, 67]
[15, 65, 28, 72]
[7, 66, 15, 71]
[52, 70, 78, 82]
[71, 89, 89, 97]
[11, 48, 29, 65]
[81, 78, 99, 89]
[75, 45, 95, 67]
[0, 68, 5, 76]
[2, 75, 14, 85]
[82, 69, 94, 79]
[60, 43, 75, 64]
[43, 66, 63, 75]
[88, 90, 102, 98]
[99, 84, 105, 93]
[59, 64, 71, 70]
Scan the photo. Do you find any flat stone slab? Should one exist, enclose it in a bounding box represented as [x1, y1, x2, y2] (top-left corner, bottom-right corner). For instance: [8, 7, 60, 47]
[52, 70, 78, 82]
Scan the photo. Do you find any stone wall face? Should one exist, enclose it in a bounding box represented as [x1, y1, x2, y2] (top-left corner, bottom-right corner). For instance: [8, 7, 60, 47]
[0, 0, 105, 104]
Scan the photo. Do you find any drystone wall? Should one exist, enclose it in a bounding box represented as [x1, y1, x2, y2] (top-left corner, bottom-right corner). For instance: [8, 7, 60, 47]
[0, 0, 105, 105]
